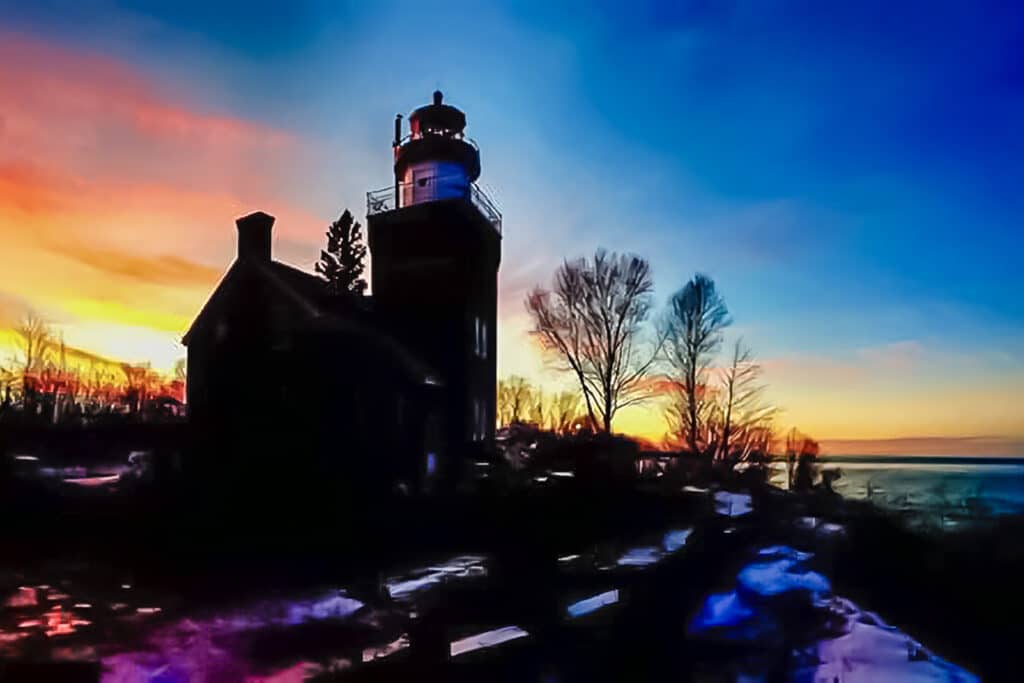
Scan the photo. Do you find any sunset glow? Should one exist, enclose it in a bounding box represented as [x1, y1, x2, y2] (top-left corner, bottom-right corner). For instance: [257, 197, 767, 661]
[0, 32, 320, 371]
[1, 3, 1021, 454]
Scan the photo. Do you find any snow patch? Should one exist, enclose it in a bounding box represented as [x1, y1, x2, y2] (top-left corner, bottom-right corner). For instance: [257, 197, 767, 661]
[384, 555, 487, 601]
[737, 559, 830, 600]
[285, 593, 363, 625]
[757, 545, 812, 562]
[662, 528, 693, 553]
[805, 620, 979, 683]
[714, 491, 753, 517]
[689, 591, 754, 632]
[616, 546, 662, 567]
[566, 589, 619, 618]
[450, 626, 529, 657]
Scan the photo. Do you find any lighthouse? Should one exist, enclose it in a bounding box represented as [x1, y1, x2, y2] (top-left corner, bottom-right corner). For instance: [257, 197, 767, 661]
[367, 92, 502, 463]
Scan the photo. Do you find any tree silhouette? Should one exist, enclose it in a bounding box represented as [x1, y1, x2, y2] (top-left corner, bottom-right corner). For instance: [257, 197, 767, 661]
[496, 377, 581, 434]
[718, 338, 775, 461]
[663, 274, 731, 456]
[497, 375, 534, 426]
[0, 363, 14, 407]
[785, 427, 821, 491]
[526, 249, 661, 433]
[122, 363, 155, 413]
[15, 311, 53, 377]
[173, 358, 187, 383]
[316, 209, 367, 297]
[546, 390, 580, 434]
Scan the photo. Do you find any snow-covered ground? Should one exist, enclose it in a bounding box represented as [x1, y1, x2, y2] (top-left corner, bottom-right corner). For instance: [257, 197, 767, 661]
[689, 545, 978, 682]
[800, 613, 977, 683]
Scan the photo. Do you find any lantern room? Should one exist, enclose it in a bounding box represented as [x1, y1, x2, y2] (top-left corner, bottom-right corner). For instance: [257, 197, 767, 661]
[393, 91, 482, 207]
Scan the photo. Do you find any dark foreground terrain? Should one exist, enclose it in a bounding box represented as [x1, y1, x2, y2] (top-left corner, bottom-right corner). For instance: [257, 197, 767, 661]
[1, 467, 1020, 681]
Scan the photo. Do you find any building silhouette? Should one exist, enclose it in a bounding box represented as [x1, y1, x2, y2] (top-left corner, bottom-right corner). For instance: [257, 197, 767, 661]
[183, 93, 501, 491]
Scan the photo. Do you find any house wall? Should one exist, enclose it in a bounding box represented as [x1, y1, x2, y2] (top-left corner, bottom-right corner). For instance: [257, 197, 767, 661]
[186, 272, 441, 492]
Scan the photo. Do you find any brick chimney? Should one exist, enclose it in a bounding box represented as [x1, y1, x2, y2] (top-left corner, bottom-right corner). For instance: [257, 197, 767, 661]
[236, 211, 275, 262]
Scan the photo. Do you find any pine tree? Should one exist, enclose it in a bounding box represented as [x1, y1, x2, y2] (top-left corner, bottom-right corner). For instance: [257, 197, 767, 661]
[315, 209, 367, 297]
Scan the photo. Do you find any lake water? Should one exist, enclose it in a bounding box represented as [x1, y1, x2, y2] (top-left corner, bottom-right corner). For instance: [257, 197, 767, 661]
[774, 455, 1024, 525]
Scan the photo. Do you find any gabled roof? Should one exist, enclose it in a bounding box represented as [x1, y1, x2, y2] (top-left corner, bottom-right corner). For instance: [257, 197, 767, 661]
[182, 258, 440, 386]
[180, 262, 243, 346]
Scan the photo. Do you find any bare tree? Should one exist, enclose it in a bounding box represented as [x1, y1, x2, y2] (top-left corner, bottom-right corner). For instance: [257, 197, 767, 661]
[15, 311, 53, 376]
[57, 333, 68, 374]
[496, 377, 582, 434]
[546, 390, 580, 434]
[0, 363, 14, 407]
[497, 375, 535, 426]
[663, 274, 731, 456]
[785, 427, 821, 491]
[526, 249, 660, 433]
[173, 358, 187, 383]
[122, 363, 154, 413]
[527, 391, 546, 427]
[718, 339, 775, 461]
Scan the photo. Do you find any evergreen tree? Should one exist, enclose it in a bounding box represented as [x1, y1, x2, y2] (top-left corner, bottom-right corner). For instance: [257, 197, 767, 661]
[315, 210, 367, 296]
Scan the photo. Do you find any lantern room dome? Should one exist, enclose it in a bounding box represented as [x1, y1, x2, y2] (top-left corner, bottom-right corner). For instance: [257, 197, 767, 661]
[395, 91, 480, 183]
[409, 90, 467, 137]
[368, 92, 501, 233]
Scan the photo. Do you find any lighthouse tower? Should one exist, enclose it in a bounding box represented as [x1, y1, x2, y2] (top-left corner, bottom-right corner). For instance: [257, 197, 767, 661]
[366, 92, 502, 463]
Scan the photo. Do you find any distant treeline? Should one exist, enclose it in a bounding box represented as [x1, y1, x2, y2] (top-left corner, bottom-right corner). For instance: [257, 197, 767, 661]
[0, 311, 185, 426]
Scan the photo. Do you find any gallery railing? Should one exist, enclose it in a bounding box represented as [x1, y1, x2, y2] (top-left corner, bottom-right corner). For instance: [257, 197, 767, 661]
[366, 177, 502, 235]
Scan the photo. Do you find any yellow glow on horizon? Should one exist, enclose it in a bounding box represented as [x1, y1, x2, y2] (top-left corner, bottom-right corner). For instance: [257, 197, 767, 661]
[497, 313, 1024, 450]
[60, 299, 192, 335]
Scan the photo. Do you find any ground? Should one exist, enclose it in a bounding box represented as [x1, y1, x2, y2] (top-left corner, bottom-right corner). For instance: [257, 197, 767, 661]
[2, 478, 1015, 681]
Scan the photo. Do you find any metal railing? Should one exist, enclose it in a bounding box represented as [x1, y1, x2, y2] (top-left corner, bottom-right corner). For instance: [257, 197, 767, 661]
[366, 176, 502, 235]
[469, 183, 501, 232]
[367, 186, 397, 214]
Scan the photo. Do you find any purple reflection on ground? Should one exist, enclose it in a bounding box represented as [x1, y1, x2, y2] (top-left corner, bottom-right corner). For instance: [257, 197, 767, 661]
[100, 591, 366, 681]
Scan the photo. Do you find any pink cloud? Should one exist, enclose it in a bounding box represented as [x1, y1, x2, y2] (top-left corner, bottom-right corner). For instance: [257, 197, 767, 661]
[854, 340, 925, 371]
[762, 340, 929, 386]
[761, 355, 867, 385]
[0, 31, 327, 264]
[0, 32, 300, 199]
[0, 32, 330, 366]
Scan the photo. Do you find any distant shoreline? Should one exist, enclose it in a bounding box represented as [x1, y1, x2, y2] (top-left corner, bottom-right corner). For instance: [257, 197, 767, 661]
[817, 454, 1024, 465]
[818, 436, 1024, 458]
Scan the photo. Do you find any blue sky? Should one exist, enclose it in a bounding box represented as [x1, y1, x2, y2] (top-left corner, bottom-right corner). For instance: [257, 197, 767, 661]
[2, 0, 1021, 447]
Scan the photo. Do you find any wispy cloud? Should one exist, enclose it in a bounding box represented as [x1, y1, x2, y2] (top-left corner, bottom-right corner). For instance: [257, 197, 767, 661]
[0, 32, 294, 182]
[0, 291, 32, 329]
[0, 31, 319, 368]
[763, 340, 930, 386]
[42, 242, 222, 288]
[854, 340, 925, 371]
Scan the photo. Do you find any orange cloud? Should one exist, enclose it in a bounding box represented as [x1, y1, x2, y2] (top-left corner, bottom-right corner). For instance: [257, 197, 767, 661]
[761, 354, 867, 385]
[0, 163, 75, 214]
[44, 243, 223, 288]
[0, 32, 324, 370]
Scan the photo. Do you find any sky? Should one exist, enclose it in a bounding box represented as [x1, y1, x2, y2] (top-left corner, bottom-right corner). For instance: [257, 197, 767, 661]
[0, 0, 1021, 454]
